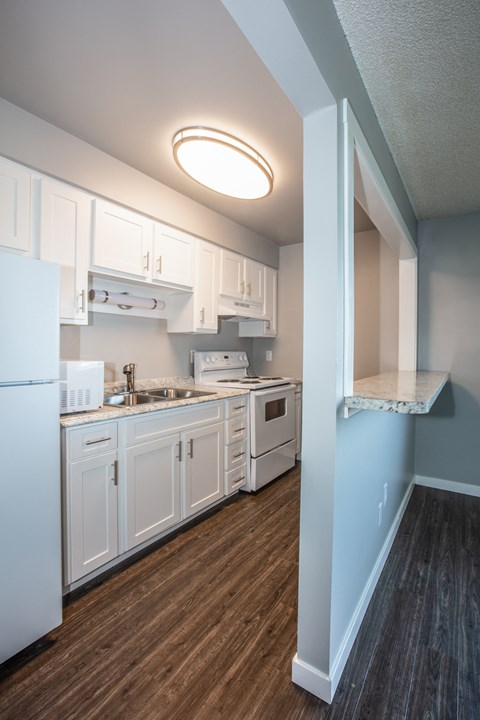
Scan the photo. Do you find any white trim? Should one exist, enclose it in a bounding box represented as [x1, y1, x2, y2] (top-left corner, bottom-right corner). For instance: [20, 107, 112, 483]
[415, 474, 480, 498]
[293, 477, 414, 704]
[398, 258, 418, 371]
[292, 654, 334, 704]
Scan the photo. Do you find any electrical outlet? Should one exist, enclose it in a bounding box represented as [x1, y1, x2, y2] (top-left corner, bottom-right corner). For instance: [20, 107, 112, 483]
[377, 502, 383, 528]
[383, 483, 388, 507]
[266, 350, 273, 361]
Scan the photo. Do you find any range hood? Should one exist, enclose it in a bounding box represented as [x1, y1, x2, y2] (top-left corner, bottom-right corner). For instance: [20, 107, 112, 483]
[217, 297, 266, 321]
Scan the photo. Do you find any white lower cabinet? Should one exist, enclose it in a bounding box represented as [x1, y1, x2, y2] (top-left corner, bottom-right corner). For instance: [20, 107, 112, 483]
[67, 449, 119, 584]
[125, 434, 181, 550]
[183, 421, 224, 517]
[223, 396, 249, 493]
[63, 400, 240, 587]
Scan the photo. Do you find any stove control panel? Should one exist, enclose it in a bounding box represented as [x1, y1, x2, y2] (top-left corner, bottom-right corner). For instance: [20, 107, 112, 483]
[194, 351, 249, 374]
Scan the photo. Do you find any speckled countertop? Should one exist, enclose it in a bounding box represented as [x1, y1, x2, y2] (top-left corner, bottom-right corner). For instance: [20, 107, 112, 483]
[60, 377, 249, 429]
[344, 370, 449, 415]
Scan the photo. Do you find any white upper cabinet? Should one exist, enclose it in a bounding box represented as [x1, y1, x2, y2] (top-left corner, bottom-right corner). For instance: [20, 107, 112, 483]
[244, 258, 264, 305]
[239, 265, 277, 337]
[92, 199, 196, 290]
[220, 250, 244, 299]
[152, 223, 194, 289]
[91, 199, 153, 281]
[219, 250, 264, 305]
[0, 158, 31, 254]
[39, 178, 91, 325]
[167, 239, 219, 333]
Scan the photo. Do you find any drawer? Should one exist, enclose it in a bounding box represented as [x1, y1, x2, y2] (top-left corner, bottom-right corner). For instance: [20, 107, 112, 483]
[225, 416, 248, 444]
[225, 396, 248, 418]
[68, 422, 118, 460]
[126, 401, 224, 445]
[225, 440, 247, 470]
[225, 465, 247, 494]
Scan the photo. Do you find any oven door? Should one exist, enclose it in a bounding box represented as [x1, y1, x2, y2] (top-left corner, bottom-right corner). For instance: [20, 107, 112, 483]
[250, 384, 296, 458]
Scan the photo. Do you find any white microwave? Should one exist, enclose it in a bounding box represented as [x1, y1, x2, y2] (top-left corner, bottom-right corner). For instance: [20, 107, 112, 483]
[60, 360, 104, 414]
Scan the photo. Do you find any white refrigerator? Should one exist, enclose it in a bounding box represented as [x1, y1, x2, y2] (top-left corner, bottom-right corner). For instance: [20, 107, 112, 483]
[0, 251, 63, 663]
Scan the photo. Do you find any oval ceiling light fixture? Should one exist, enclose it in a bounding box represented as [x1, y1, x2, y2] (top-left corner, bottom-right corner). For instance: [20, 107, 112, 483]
[172, 127, 273, 200]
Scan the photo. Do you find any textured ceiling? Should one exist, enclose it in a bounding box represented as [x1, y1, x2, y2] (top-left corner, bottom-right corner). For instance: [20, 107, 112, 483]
[332, 0, 480, 220]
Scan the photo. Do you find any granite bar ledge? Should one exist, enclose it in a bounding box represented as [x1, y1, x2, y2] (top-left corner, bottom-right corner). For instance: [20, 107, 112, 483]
[344, 370, 449, 415]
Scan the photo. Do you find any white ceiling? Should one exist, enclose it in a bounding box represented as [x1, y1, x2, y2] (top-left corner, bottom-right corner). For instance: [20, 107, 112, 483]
[332, 0, 480, 220]
[1, 0, 479, 244]
[0, 0, 303, 246]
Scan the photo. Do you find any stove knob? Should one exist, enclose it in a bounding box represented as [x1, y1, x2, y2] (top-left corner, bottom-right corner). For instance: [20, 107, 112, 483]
[205, 356, 211, 364]
[210, 355, 217, 363]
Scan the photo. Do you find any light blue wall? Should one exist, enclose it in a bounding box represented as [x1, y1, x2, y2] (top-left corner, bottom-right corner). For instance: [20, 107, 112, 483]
[332, 411, 414, 654]
[415, 212, 480, 487]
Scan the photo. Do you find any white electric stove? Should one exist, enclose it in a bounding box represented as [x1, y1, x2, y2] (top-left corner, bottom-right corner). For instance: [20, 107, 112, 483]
[194, 351, 297, 491]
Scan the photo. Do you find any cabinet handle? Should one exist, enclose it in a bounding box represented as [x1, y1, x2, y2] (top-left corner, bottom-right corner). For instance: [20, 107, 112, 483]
[233, 405, 245, 411]
[144, 251, 150, 272]
[247, 282, 251, 297]
[80, 289, 87, 314]
[200, 307, 205, 325]
[111, 460, 118, 486]
[157, 256, 162, 275]
[85, 436, 112, 445]
[234, 426, 246, 433]
[234, 475, 246, 484]
[266, 320, 271, 330]
[176, 441, 182, 462]
[188, 438, 194, 458]
[240, 280, 245, 295]
[233, 451, 246, 459]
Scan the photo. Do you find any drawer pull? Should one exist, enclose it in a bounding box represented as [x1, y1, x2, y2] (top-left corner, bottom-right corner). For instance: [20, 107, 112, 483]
[234, 427, 246, 433]
[233, 452, 246, 459]
[234, 475, 246, 484]
[85, 436, 112, 445]
[233, 405, 245, 411]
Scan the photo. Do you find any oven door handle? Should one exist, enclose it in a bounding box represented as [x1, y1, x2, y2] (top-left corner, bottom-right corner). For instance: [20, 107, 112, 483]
[253, 384, 296, 397]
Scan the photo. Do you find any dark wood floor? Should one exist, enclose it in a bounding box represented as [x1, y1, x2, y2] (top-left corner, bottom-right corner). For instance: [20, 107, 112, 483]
[1, 467, 479, 720]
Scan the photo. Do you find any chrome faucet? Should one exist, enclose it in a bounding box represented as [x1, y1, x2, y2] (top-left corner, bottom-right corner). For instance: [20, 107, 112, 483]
[123, 363, 136, 393]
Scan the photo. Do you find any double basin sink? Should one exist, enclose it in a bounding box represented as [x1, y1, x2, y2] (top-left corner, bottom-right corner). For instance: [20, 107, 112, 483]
[104, 387, 214, 407]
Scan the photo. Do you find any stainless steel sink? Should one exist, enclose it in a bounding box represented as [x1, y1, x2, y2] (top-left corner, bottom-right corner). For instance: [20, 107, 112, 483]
[104, 393, 168, 407]
[141, 387, 215, 399]
[104, 387, 215, 406]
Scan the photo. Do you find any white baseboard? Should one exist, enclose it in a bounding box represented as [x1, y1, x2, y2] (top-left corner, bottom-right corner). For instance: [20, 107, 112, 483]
[292, 654, 334, 704]
[292, 476, 415, 704]
[415, 474, 480, 497]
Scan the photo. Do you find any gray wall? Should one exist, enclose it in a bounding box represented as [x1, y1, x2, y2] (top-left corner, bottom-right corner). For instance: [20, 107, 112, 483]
[252, 243, 303, 378]
[61, 315, 253, 383]
[415, 212, 480, 488]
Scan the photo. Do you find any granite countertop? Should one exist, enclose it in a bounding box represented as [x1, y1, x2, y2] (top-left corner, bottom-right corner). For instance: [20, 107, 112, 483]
[344, 370, 449, 415]
[60, 376, 249, 428]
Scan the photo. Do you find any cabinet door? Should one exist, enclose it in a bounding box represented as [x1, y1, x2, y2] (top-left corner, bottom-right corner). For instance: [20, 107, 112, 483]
[219, 249, 243, 298]
[125, 435, 181, 550]
[183, 421, 224, 518]
[0, 158, 31, 254]
[92, 198, 153, 280]
[245, 258, 264, 305]
[238, 266, 277, 338]
[39, 179, 90, 324]
[194, 240, 218, 331]
[67, 450, 118, 583]
[152, 223, 195, 288]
